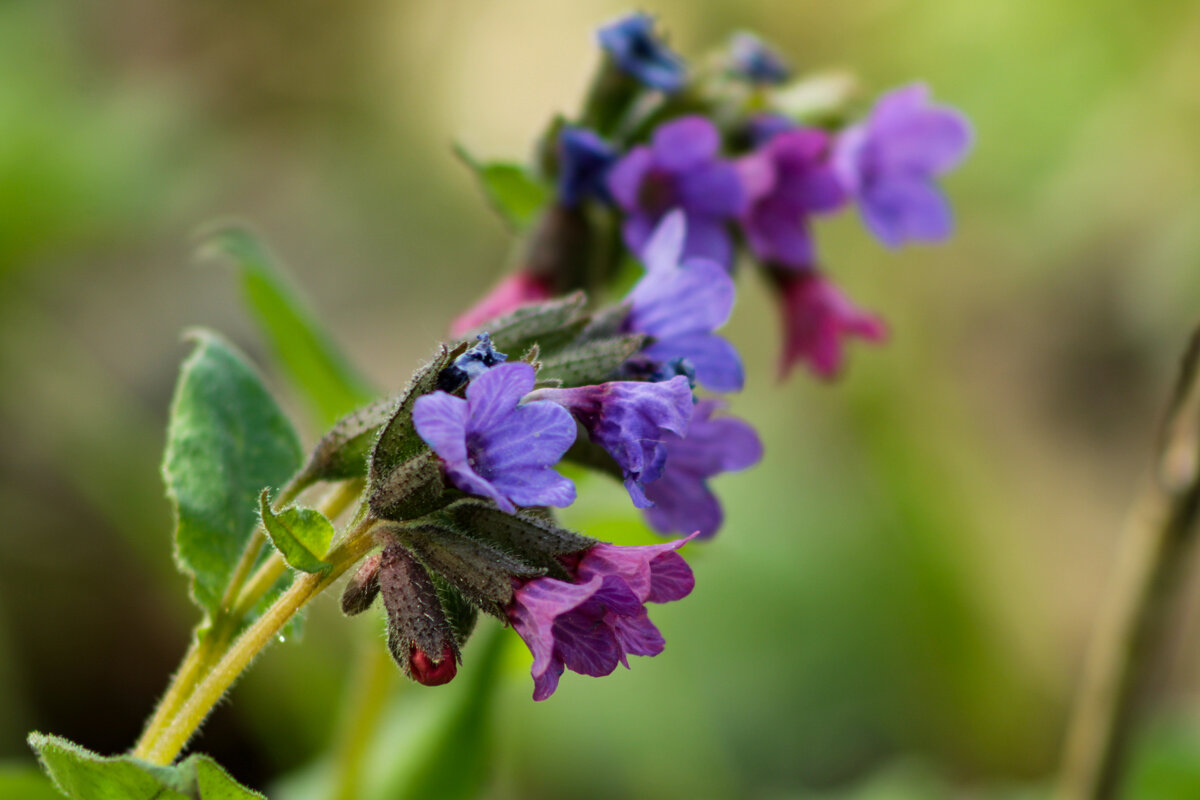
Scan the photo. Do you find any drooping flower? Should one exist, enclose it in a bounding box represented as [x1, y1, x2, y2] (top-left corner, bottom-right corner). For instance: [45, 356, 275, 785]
[450, 271, 555, 337]
[773, 269, 887, 380]
[833, 83, 972, 248]
[413, 362, 577, 512]
[527, 376, 693, 508]
[642, 401, 763, 538]
[728, 32, 790, 86]
[738, 128, 846, 269]
[507, 535, 696, 700]
[608, 116, 746, 266]
[557, 126, 617, 207]
[596, 13, 686, 93]
[622, 212, 743, 393]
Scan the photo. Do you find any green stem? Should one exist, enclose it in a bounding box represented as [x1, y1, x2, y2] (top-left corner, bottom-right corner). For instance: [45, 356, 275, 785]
[142, 520, 381, 766]
[1057, 327, 1200, 800]
[329, 643, 396, 800]
[132, 478, 364, 761]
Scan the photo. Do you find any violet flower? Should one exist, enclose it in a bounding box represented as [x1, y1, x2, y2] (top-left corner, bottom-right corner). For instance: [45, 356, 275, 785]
[833, 83, 972, 248]
[527, 376, 693, 508]
[608, 116, 745, 266]
[450, 271, 555, 337]
[558, 126, 617, 207]
[643, 400, 763, 538]
[623, 212, 743, 393]
[597, 13, 686, 93]
[774, 269, 887, 380]
[738, 127, 846, 269]
[413, 362, 577, 512]
[507, 536, 696, 701]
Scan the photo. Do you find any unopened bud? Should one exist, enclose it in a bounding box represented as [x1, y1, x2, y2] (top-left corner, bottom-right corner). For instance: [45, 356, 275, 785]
[340, 553, 382, 616]
[409, 644, 459, 686]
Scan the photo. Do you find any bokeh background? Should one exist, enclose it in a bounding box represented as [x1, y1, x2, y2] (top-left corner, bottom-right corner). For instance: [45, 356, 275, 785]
[3, 0, 1200, 797]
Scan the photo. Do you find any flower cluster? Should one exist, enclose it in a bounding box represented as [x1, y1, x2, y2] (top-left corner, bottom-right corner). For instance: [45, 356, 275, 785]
[325, 12, 971, 701]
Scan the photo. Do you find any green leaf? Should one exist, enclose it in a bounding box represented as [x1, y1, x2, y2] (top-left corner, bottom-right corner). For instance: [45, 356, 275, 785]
[259, 489, 334, 574]
[453, 144, 549, 232]
[28, 733, 264, 800]
[199, 226, 375, 428]
[165, 330, 303, 623]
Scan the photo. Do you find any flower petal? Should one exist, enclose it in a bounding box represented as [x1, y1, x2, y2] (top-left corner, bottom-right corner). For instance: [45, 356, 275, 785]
[643, 333, 744, 393]
[651, 116, 720, 173]
[639, 209, 686, 272]
[412, 392, 469, 465]
[607, 146, 654, 212]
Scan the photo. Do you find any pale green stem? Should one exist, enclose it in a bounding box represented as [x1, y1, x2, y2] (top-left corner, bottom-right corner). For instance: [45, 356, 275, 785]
[141, 520, 381, 766]
[1057, 328, 1200, 800]
[132, 478, 364, 761]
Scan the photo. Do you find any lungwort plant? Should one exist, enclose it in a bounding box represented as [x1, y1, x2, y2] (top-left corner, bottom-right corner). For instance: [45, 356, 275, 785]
[28, 13, 972, 799]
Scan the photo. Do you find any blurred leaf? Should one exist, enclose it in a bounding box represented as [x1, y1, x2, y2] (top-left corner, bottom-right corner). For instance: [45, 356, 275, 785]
[0, 764, 63, 800]
[453, 144, 549, 233]
[199, 227, 375, 429]
[164, 330, 303, 626]
[27, 733, 263, 799]
[1124, 719, 1200, 800]
[259, 489, 334, 574]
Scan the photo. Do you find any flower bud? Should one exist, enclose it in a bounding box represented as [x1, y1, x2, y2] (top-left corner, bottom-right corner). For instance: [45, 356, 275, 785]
[408, 644, 459, 687]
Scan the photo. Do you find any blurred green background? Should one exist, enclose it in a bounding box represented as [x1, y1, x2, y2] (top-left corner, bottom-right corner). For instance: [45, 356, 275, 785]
[2, 0, 1200, 797]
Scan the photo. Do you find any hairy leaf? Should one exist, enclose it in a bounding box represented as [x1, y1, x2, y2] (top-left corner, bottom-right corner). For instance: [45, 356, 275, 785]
[164, 331, 303, 623]
[199, 226, 375, 427]
[28, 733, 263, 800]
[258, 489, 334, 574]
[453, 144, 549, 232]
[536, 333, 645, 386]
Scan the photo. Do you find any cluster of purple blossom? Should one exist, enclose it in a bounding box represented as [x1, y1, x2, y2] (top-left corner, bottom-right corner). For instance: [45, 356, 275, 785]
[342, 13, 970, 700]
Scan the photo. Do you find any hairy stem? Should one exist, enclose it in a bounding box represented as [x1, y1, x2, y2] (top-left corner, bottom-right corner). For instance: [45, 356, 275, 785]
[141, 520, 381, 766]
[1057, 327, 1200, 800]
[132, 478, 364, 761]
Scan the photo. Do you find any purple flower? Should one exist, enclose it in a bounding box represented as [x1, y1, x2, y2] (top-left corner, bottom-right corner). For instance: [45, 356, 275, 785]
[833, 83, 972, 248]
[557, 127, 617, 207]
[597, 13, 686, 94]
[643, 401, 762, 538]
[608, 116, 745, 266]
[774, 269, 887, 380]
[413, 362, 577, 512]
[622, 212, 744, 393]
[527, 376, 693, 508]
[507, 535, 696, 701]
[728, 32, 790, 86]
[738, 128, 846, 269]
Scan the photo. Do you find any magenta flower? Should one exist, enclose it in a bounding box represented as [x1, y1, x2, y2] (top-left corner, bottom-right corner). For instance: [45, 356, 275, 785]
[643, 401, 763, 538]
[507, 536, 696, 701]
[608, 116, 745, 266]
[738, 127, 846, 269]
[450, 271, 554, 337]
[623, 212, 743, 393]
[413, 362, 577, 512]
[834, 83, 972, 248]
[528, 376, 693, 508]
[774, 270, 887, 380]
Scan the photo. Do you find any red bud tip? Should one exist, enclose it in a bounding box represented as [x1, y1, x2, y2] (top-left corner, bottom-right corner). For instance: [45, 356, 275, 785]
[409, 645, 458, 686]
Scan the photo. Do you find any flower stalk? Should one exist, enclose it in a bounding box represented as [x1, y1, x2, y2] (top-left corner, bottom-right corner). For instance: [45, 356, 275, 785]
[1057, 326, 1200, 800]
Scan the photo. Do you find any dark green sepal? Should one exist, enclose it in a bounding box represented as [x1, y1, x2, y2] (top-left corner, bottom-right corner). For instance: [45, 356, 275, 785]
[536, 333, 646, 386]
[397, 522, 545, 617]
[369, 450, 456, 522]
[480, 292, 587, 357]
[439, 500, 596, 580]
[298, 398, 391, 484]
[366, 342, 468, 513]
[432, 578, 479, 649]
[377, 543, 459, 677]
[340, 551, 382, 616]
